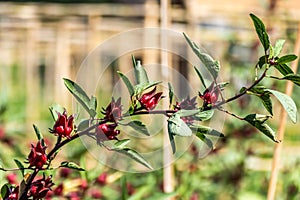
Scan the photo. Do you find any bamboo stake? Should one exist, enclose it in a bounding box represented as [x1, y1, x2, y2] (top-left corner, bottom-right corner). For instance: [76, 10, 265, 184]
[267, 22, 300, 200]
[160, 0, 174, 196]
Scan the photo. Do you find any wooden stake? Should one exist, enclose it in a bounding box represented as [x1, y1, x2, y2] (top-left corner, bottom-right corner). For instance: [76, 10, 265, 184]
[267, 22, 300, 200]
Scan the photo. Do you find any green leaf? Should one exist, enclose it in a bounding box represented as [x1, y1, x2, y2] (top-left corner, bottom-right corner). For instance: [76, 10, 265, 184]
[14, 159, 25, 176]
[248, 87, 273, 115]
[168, 127, 176, 154]
[1, 183, 10, 198]
[194, 109, 214, 121]
[168, 82, 174, 107]
[183, 32, 219, 79]
[282, 74, 300, 86]
[277, 54, 298, 64]
[257, 55, 268, 69]
[244, 114, 279, 142]
[194, 66, 207, 88]
[273, 39, 285, 57]
[89, 96, 97, 113]
[127, 121, 150, 136]
[132, 55, 149, 84]
[49, 104, 65, 121]
[274, 63, 294, 76]
[111, 139, 131, 150]
[113, 148, 153, 170]
[250, 13, 270, 52]
[77, 119, 90, 132]
[176, 109, 200, 118]
[168, 114, 192, 137]
[134, 81, 162, 96]
[60, 161, 85, 171]
[195, 133, 213, 149]
[266, 89, 297, 123]
[117, 71, 134, 97]
[63, 78, 96, 117]
[146, 192, 177, 200]
[33, 124, 45, 147]
[191, 125, 224, 137]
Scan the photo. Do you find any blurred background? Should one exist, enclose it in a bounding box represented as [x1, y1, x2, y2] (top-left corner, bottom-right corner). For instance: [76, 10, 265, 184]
[1, 0, 300, 199]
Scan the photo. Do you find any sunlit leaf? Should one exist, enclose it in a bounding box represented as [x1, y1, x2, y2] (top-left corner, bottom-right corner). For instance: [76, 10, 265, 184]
[183, 32, 219, 79]
[274, 63, 294, 76]
[33, 124, 45, 147]
[266, 89, 297, 123]
[112, 139, 131, 150]
[282, 74, 300, 87]
[250, 13, 270, 52]
[168, 114, 192, 137]
[194, 109, 214, 121]
[195, 133, 213, 149]
[60, 161, 85, 171]
[191, 125, 224, 137]
[248, 86, 273, 115]
[132, 55, 149, 84]
[117, 71, 134, 97]
[273, 39, 285, 57]
[244, 114, 279, 142]
[277, 54, 298, 64]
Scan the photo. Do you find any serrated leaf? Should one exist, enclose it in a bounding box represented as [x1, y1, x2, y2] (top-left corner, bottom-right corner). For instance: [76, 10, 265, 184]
[273, 39, 285, 57]
[194, 66, 207, 88]
[244, 114, 279, 142]
[250, 13, 270, 52]
[274, 63, 294, 76]
[60, 161, 85, 171]
[132, 55, 149, 84]
[266, 89, 297, 123]
[111, 139, 131, 150]
[168, 82, 174, 107]
[194, 109, 214, 121]
[63, 78, 95, 117]
[49, 104, 65, 121]
[113, 148, 153, 170]
[282, 74, 300, 86]
[183, 33, 219, 79]
[127, 121, 150, 136]
[248, 87, 273, 115]
[277, 54, 298, 64]
[168, 114, 192, 137]
[117, 71, 134, 97]
[14, 159, 25, 176]
[32, 124, 45, 147]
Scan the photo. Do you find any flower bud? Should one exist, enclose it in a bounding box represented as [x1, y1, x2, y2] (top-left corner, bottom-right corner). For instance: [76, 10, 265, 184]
[139, 87, 163, 110]
[50, 111, 74, 138]
[199, 83, 219, 106]
[27, 141, 47, 169]
[101, 97, 122, 122]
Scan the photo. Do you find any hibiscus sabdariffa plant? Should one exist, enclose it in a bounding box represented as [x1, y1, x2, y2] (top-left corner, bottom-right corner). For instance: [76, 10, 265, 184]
[1, 13, 300, 199]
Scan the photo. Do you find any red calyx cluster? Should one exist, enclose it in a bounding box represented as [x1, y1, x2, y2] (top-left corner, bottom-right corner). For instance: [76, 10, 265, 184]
[27, 141, 47, 169]
[29, 175, 54, 200]
[199, 83, 219, 106]
[96, 123, 120, 141]
[50, 111, 74, 138]
[101, 97, 122, 123]
[174, 96, 197, 124]
[139, 87, 163, 111]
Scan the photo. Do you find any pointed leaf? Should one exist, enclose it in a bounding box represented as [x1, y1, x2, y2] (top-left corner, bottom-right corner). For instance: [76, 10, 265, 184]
[77, 119, 90, 132]
[168, 82, 174, 107]
[266, 89, 297, 123]
[277, 54, 298, 64]
[60, 161, 85, 171]
[194, 66, 207, 88]
[257, 55, 268, 69]
[274, 63, 294, 76]
[134, 81, 162, 96]
[112, 139, 131, 150]
[89, 96, 97, 115]
[1, 183, 10, 199]
[282, 74, 300, 87]
[133, 57, 149, 84]
[33, 124, 45, 147]
[113, 147, 153, 170]
[49, 104, 65, 121]
[176, 109, 200, 118]
[191, 125, 224, 137]
[273, 39, 285, 57]
[127, 121, 150, 136]
[63, 78, 95, 117]
[167, 127, 176, 154]
[14, 159, 25, 176]
[168, 114, 192, 137]
[183, 32, 219, 79]
[250, 13, 270, 52]
[117, 71, 134, 97]
[244, 114, 279, 142]
[195, 133, 214, 149]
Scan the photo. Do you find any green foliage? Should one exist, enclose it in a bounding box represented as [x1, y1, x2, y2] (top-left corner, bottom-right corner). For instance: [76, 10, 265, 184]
[250, 13, 270, 52]
[127, 121, 150, 136]
[117, 71, 134, 97]
[60, 161, 85, 171]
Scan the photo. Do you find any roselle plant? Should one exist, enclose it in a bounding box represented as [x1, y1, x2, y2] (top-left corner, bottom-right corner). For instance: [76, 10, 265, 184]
[1, 13, 300, 200]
